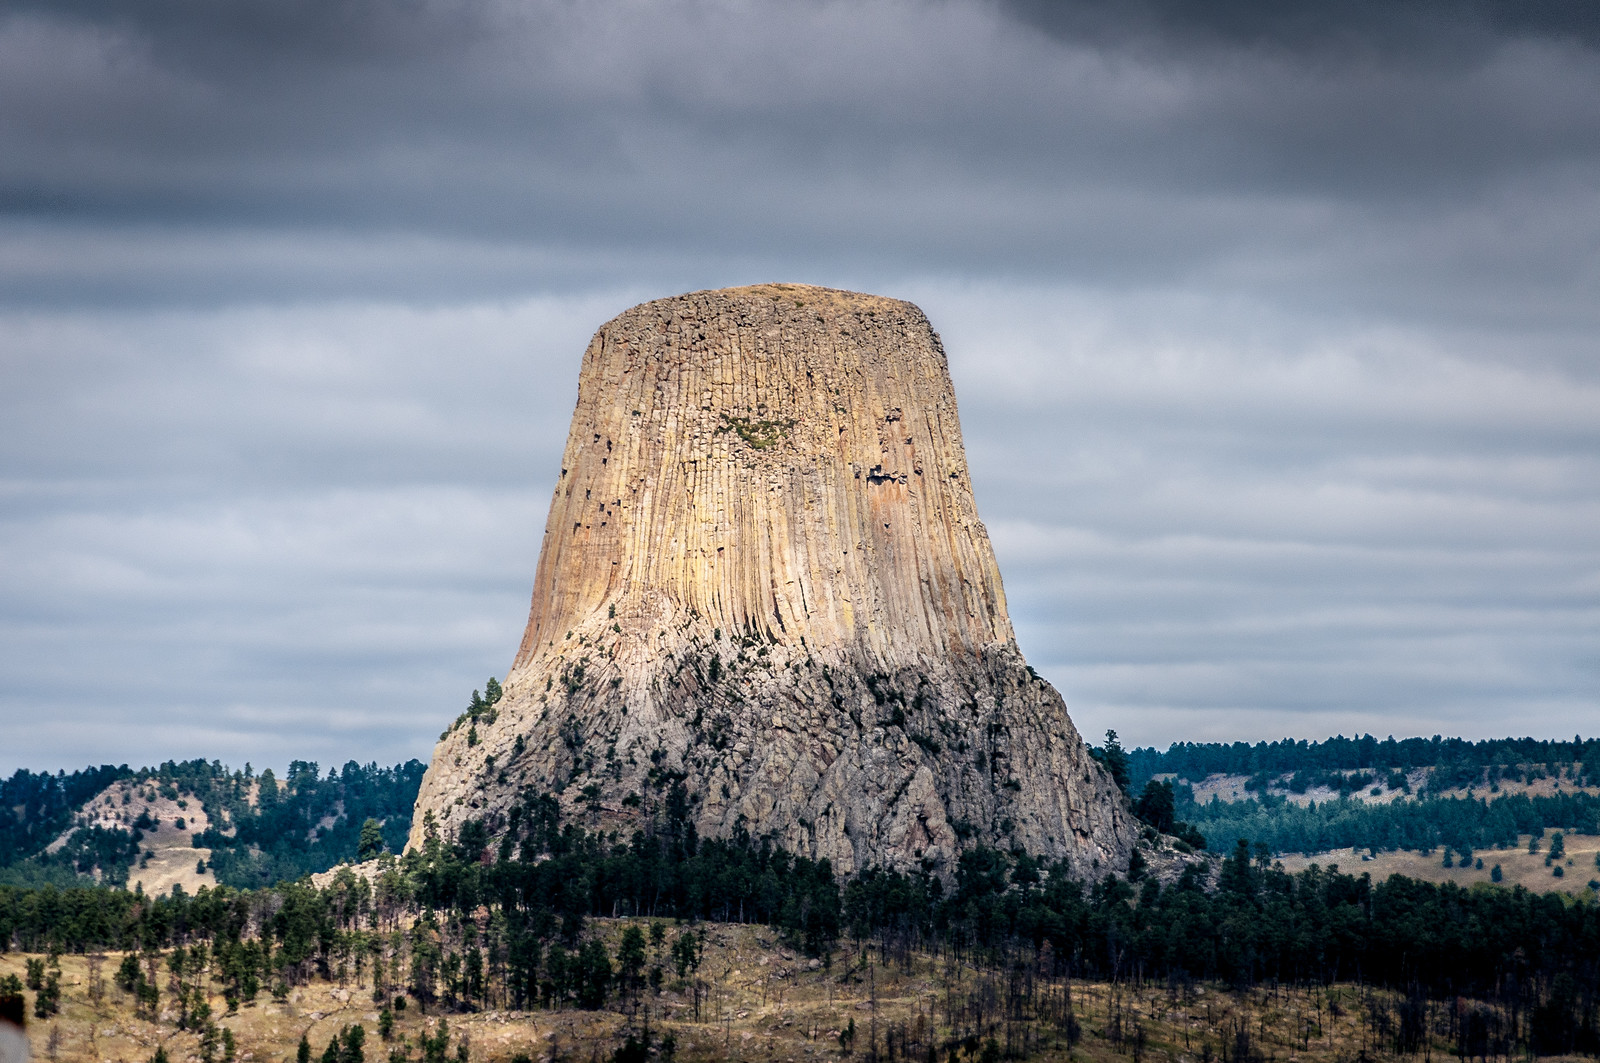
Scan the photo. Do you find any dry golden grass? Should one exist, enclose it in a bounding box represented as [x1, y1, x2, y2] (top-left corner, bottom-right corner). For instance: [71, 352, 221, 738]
[1277, 833, 1600, 898]
[50, 780, 222, 897]
[6, 920, 1589, 1063]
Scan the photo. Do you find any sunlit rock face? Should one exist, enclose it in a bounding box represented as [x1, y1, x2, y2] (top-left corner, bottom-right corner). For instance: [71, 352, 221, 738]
[409, 284, 1135, 877]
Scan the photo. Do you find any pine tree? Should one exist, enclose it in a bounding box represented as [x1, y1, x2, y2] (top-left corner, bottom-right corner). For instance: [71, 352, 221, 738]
[1092, 730, 1131, 795]
[358, 819, 386, 862]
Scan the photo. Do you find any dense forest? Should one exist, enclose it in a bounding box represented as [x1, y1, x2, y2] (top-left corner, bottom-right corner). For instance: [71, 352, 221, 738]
[1, 790, 1597, 1058]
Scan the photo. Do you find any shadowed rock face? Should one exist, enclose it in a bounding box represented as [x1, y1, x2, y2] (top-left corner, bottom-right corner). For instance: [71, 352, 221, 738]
[409, 284, 1136, 877]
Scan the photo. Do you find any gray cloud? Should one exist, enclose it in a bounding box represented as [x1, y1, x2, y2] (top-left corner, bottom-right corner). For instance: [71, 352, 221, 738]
[0, 297, 608, 770]
[3, 1, 1597, 309]
[1000, 0, 1600, 56]
[0, 0, 1596, 769]
[919, 281, 1600, 745]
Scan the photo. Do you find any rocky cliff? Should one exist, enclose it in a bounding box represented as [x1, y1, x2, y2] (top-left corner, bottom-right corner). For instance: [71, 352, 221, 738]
[409, 284, 1137, 876]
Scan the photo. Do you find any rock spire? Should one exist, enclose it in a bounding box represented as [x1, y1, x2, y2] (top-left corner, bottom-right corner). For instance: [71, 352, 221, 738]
[409, 284, 1137, 876]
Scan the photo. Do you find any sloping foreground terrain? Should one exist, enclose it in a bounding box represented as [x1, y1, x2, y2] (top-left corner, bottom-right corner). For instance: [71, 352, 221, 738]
[4, 920, 1597, 1063]
[1, 824, 1596, 1062]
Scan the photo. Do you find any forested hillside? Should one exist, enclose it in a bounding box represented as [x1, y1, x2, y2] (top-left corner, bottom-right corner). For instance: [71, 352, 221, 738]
[0, 759, 424, 890]
[1178, 789, 1600, 863]
[0, 765, 133, 872]
[1087, 732, 1600, 866]
[1127, 733, 1598, 794]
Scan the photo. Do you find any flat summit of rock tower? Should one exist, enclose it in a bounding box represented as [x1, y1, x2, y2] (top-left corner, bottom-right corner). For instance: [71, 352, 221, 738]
[410, 284, 1136, 876]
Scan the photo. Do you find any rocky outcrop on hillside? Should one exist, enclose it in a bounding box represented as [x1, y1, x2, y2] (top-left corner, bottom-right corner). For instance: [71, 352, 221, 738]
[409, 284, 1137, 877]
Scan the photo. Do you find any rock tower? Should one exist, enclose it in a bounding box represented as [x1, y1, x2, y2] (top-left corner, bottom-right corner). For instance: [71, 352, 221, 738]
[409, 284, 1137, 876]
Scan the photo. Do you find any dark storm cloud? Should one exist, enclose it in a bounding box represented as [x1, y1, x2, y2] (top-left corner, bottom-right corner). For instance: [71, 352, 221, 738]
[2, 0, 1597, 316]
[1002, 0, 1600, 54]
[0, 0, 1596, 768]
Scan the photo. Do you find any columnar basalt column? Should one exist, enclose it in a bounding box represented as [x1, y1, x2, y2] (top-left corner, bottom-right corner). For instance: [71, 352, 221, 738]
[409, 284, 1137, 877]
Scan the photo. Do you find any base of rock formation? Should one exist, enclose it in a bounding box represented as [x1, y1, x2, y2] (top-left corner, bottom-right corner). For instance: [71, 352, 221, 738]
[417, 616, 1134, 877]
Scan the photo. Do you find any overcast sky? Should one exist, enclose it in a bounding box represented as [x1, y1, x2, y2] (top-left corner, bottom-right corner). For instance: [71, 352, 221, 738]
[2, 0, 1597, 774]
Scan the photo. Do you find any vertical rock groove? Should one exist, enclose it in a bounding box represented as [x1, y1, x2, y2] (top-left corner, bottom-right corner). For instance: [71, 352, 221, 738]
[409, 284, 1136, 876]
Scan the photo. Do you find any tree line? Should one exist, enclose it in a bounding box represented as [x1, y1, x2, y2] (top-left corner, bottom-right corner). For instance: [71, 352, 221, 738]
[9, 717, 1593, 891]
[1127, 734, 1597, 792]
